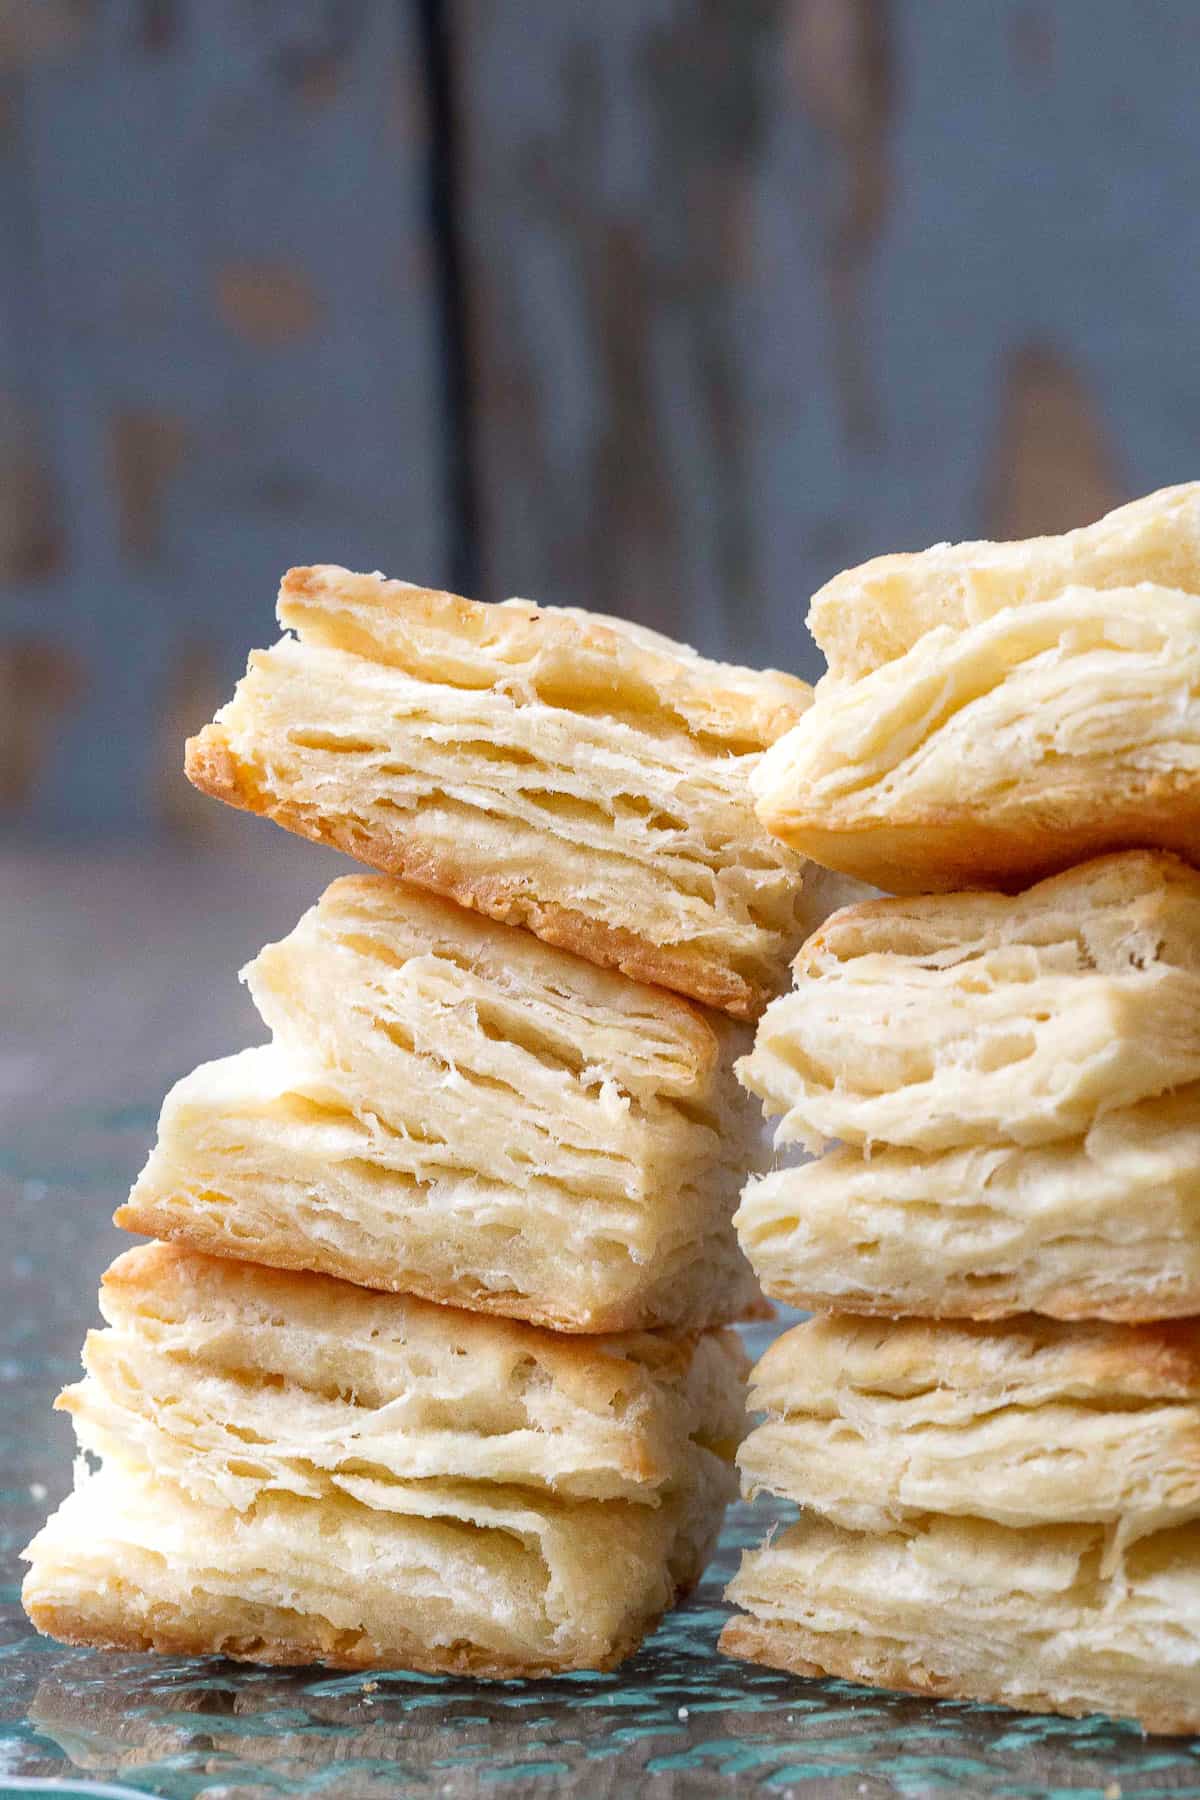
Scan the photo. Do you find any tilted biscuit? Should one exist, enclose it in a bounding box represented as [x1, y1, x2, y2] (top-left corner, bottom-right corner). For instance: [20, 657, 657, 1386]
[754, 586, 1200, 891]
[740, 1312, 1200, 1552]
[24, 1456, 729, 1677]
[61, 1244, 748, 1508]
[119, 879, 765, 1332]
[185, 566, 818, 1016]
[739, 853, 1200, 1153]
[721, 1513, 1200, 1734]
[736, 1088, 1200, 1322]
[809, 481, 1200, 682]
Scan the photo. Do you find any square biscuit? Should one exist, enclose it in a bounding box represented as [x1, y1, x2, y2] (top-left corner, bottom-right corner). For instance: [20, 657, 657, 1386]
[23, 1245, 745, 1676]
[808, 482, 1200, 682]
[739, 852, 1200, 1153]
[119, 878, 766, 1332]
[754, 585, 1200, 891]
[24, 1457, 729, 1678]
[185, 566, 819, 1017]
[722, 1512, 1200, 1734]
[739, 1311, 1200, 1552]
[62, 1243, 749, 1509]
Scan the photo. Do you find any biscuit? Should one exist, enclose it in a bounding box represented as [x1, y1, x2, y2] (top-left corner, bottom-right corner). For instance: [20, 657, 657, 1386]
[736, 1088, 1200, 1322]
[738, 853, 1200, 1153]
[185, 566, 817, 1016]
[24, 1457, 729, 1677]
[62, 1244, 749, 1507]
[118, 880, 765, 1332]
[740, 1312, 1200, 1551]
[721, 1513, 1200, 1734]
[23, 1245, 743, 1675]
[808, 482, 1200, 682]
[754, 586, 1200, 891]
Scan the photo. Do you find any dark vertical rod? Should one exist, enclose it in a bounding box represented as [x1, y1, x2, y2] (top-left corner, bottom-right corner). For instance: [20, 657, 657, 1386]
[413, 0, 481, 597]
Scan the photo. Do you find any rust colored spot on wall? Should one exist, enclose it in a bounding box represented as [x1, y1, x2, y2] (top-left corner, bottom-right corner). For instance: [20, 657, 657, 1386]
[108, 410, 186, 562]
[787, 0, 893, 447]
[0, 0, 89, 71]
[154, 639, 228, 836]
[984, 343, 1125, 540]
[1010, 4, 1055, 77]
[0, 396, 62, 582]
[214, 263, 323, 347]
[137, 0, 176, 54]
[0, 637, 82, 807]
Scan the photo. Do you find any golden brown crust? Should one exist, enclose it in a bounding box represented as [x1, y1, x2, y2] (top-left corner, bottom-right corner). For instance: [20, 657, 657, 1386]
[185, 724, 761, 1017]
[717, 1616, 1198, 1735]
[768, 780, 1200, 897]
[112, 1203, 770, 1336]
[756, 1281, 1200, 1327]
[26, 1596, 636, 1678]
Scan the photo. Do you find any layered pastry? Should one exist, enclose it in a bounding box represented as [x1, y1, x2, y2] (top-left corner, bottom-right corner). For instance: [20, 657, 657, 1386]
[721, 1513, 1200, 1735]
[739, 1312, 1200, 1551]
[736, 1087, 1200, 1322]
[23, 1245, 747, 1676]
[119, 877, 764, 1333]
[738, 852, 1200, 1154]
[807, 481, 1200, 682]
[753, 585, 1200, 891]
[185, 565, 818, 1016]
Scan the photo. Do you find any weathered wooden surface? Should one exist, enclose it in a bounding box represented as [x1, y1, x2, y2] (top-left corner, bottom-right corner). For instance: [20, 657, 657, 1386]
[0, 1, 445, 834]
[3, 1, 1200, 834]
[453, 0, 1200, 679]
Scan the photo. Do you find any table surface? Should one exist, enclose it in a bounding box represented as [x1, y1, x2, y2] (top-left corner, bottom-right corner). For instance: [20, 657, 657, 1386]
[3, 843, 1200, 1799]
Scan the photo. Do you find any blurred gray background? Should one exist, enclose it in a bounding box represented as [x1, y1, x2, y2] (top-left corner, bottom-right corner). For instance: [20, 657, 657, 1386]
[2, 0, 1198, 838]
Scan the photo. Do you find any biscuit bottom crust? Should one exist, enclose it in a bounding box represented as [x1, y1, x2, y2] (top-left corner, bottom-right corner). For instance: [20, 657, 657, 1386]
[718, 1616, 1197, 1736]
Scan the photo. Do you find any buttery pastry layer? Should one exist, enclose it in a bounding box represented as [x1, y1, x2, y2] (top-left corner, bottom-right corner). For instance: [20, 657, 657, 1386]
[239, 874, 752, 1206]
[118, 1044, 763, 1333]
[754, 585, 1200, 891]
[740, 1312, 1200, 1548]
[808, 481, 1200, 681]
[738, 852, 1200, 1153]
[736, 1088, 1200, 1322]
[61, 1245, 748, 1508]
[721, 1513, 1200, 1734]
[120, 875, 766, 1332]
[185, 565, 817, 1016]
[24, 1457, 729, 1677]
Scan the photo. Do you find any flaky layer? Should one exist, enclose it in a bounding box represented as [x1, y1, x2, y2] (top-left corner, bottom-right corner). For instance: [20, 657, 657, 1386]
[722, 1513, 1200, 1734]
[808, 482, 1200, 681]
[186, 567, 817, 1017]
[24, 1455, 729, 1676]
[739, 852, 1200, 1152]
[118, 1046, 764, 1334]
[736, 1088, 1200, 1322]
[755, 586, 1200, 891]
[242, 875, 754, 1206]
[740, 1312, 1200, 1549]
[61, 1244, 747, 1508]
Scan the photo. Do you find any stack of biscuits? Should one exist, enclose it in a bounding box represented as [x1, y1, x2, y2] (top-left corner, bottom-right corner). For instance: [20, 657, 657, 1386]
[23, 568, 835, 1676]
[721, 484, 1200, 1734]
